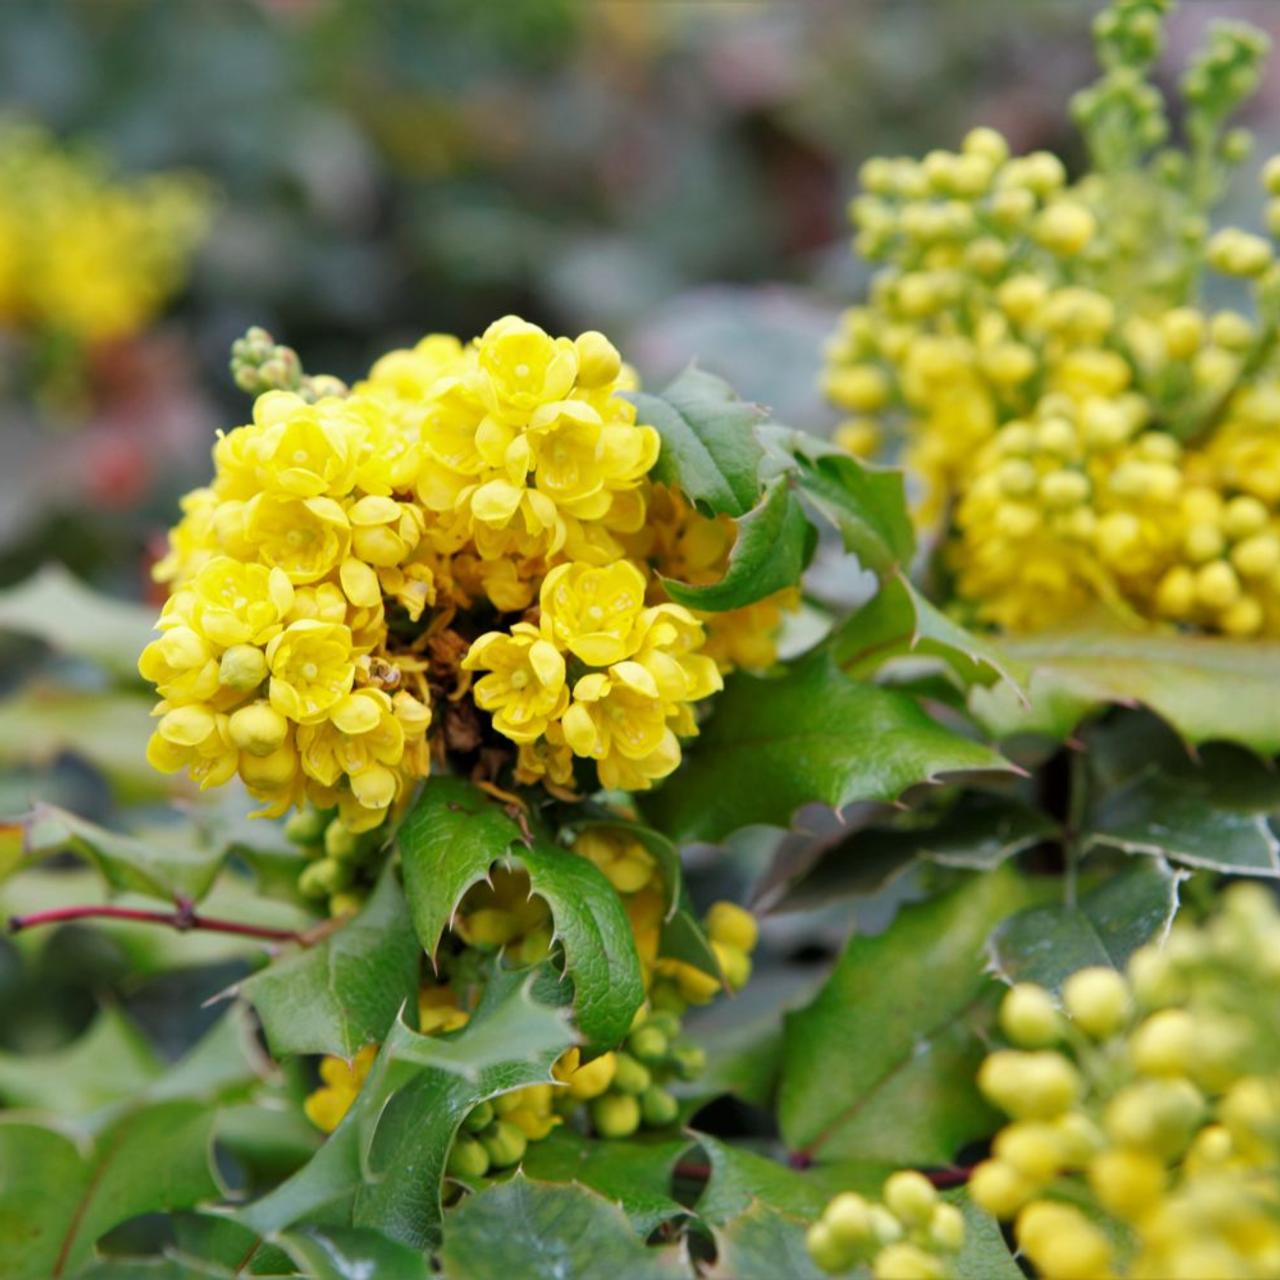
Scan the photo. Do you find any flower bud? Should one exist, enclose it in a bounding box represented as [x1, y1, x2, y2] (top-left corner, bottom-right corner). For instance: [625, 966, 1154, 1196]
[640, 1086, 679, 1128]
[872, 1243, 945, 1280]
[591, 1092, 641, 1139]
[969, 1159, 1033, 1218]
[285, 807, 329, 845]
[446, 1135, 491, 1181]
[566, 1051, 617, 1101]
[628, 1025, 669, 1065]
[298, 857, 352, 899]
[1130, 1008, 1198, 1076]
[611, 1052, 651, 1096]
[1063, 966, 1132, 1039]
[219, 644, 268, 691]
[573, 331, 621, 388]
[883, 1170, 937, 1226]
[480, 1119, 527, 1169]
[1087, 1148, 1165, 1220]
[228, 702, 289, 757]
[927, 1203, 965, 1253]
[807, 1221, 849, 1274]
[463, 1102, 494, 1134]
[706, 901, 759, 953]
[1000, 984, 1062, 1048]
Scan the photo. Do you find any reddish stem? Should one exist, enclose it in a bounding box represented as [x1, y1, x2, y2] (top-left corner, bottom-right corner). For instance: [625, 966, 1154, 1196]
[8, 903, 302, 943]
[925, 1165, 974, 1189]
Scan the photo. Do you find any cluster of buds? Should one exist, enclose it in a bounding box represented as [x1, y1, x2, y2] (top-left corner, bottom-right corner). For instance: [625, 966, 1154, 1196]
[970, 882, 1280, 1278]
[807, 1171, 965, 1280]
[823, 0, 1280, 637]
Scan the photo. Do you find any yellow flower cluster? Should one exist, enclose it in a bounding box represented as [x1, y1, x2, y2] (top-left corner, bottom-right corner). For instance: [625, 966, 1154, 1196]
[823, 5, 1280, 636]
[464, 559, 722, 792]
[970, 883, 1280, 1279]
[145, 316, 734, 831]
[0, 120, 208, 344]
[807, 1171, 965, 1280]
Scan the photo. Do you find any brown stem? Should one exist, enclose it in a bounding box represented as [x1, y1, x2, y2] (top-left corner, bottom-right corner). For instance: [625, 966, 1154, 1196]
[8, 903, 303, 943]
[925, 1165, 974, 1189]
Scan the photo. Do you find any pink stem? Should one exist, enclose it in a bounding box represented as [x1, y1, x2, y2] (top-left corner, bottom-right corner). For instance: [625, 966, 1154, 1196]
[8, 902, 302, 943]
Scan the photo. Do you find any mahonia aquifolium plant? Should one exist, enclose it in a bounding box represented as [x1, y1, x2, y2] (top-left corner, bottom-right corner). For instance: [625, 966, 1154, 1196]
[0, 119, 208, 346]
[139, 316, 773, 1158]
[823, 0, 1280, 636]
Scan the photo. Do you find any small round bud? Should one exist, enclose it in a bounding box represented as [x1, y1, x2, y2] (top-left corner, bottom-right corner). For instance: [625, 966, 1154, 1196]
[823, 1192, 872, 1249]
[611, 1052, 652, 1096]
[806, 1220, 849, 1274]
[1062, 967, 1133, 1039]
[872, 1243, 945, 1280]
[219, 644, 268, 692]
[713, 942, 752, 991]
[706, 901, 759, 952]
[640, 1086, 679, 1128]
[968, 1160, 1032, 1219]
[324, 819, 360, 861]
[1087, 1148, 1165, 1220]
[591, 1092, 641, 1139]
[227, 701, 288, 757]
[1223, 495, 1269, 539]
[298, 857, 352, 900]
[1000, 984, 1062, 1048]
[1195, 560, 1241, 611]
[1263, 155, 1280, 195]
[628, 1025, 669, 1065]
[1130, 1008, 1198, 1076]
[671, 1044, 706, 1081]
[446, 1135, 491, 1181]
[573, 331, 622, 388]
[927, 1202, 965, 1253]
[883, 1170, 937, 1226]
[566, 1051, 617, 1101]
[463, 1101, 494, 1133]
[285, 807, 329, 846]
[480, 1120, 527, 1168]
[328, 890, 364, 917]
[1035, 201, 1096, 256]
[994, 1122, 1064, 1181]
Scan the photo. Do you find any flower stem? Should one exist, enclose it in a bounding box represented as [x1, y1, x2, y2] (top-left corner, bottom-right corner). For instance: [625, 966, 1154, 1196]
[7, 902, 303, 943]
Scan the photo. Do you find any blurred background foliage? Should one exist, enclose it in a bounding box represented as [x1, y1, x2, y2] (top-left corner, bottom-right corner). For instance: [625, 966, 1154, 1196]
[1, 0, 1278, 1071]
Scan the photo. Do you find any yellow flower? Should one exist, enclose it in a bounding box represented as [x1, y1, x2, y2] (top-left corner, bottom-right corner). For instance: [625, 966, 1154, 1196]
[304, 1044, 378, 1133]
[539, 560, 647, 666]
[463, 623, 568, 744]
[245, 493, 351, 584]
[178, 556, 294, 648]
[572, 828, 659, 895]
[138, 625, 221, 705]
[477, 315, 578, 422]
[145, 703, 239, 790]
[266, 620, 355, 724]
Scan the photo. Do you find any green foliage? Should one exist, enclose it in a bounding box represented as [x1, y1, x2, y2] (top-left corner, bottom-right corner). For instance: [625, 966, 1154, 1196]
[647, 650, 1013, 845]
[237, 869, 420, 1058]
[400, 777, 645, 1049]
[438, 1177, 693, 1280]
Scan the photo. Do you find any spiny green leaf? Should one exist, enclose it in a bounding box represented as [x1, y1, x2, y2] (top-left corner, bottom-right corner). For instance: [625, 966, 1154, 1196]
[518, 1127, 692, 1235]
[277, 1225, 430, 1280]
[952, 1190, 1023, 1280]
[438, 1176, 693, 1280]
[661, 477, 813, 612]
[706, 1201, 827, 1280]
[0, 1103, 222, 1280]
[787, 436, 915, 574]
[779, 867, 1043, 1165]
[239, 967, 574, 1249]
[1087, 767, 1280, 876]
[6, 803, 227, 901]
[236, 868, 420, 1059]
[646, 650, 1013, 845]
[0, 1007, 161, 1115]
[970, 628, 1280, 754]
[833, 573, 1016, 688]
[988, 857, 1185, 992]
[0, 564, 155, 677]
[630, 366, 768, 518]
[400, 778, 644, 1049]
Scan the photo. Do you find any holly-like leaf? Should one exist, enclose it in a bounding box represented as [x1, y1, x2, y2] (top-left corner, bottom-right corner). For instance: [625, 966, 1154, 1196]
[787, 437, 915, 574]
[661, 477, 814, 612]
[952, 1191, 1023, 1280]
[519, 1128, 691, 1235]
[988, 857, 1185, 992]
[240, 968, 574, 1249]
[778, 867, 1042, 1166]
[6, 803, 227, 902]
[706, 1202, 827, 1280]
[438, 1176, 693, 1280]
[970, 628, 1280, 754]
[1087, 767, 1280, 876]
[0, 1102, 222, 1280]
[630, 366, 768, 518]
[400, 779, 644, 1050]
[833, 574, 1015, 688]
[0, 563, 155, 678]
[237, 868, 420, 1059]
[277, 1226, 430, 1280]
[0, 1007, 161, 1115]
[646, 651, 1013, 845]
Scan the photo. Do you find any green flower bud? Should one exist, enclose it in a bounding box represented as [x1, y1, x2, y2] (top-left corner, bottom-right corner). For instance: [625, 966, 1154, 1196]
[324, 819, 360, 861]
[640, 1086, 679, 1128]
[298, 857, 352, 900]
[671, 1044, 706, 1081]
[328, 891, 364, 918]
[480, 1120, 527, 1169]
[446, 1135, 491, 1181]
[219, 644, 268, 692]
[611, 1052, 651, 1096]
[591, 1092, 641, 1139]
[464, 1101, 495, 1134]
[285, 808, 329, 846]
[628, 1025, 669, 1065]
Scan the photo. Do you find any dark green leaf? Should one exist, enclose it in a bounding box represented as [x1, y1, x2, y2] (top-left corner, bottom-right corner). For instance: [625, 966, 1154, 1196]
[630, 366, 767, 517]
[988, 857, 1184, 992]
[970, 628, 1280, 754]
[237, 869, 420, 1058]
[519, 1127, 691, 1235]
[833, 574, 1015, 688]
[438, 1176, 693, 1280]
[240, 968, 574, 1249]
[788, 439, 915, 573]
[661, 477, 813, 611]
[779, 868, 1041, 1165]
[706, 1202, 827, 1280]
[647, 651, 1013, 845]
[0, 1102, 221, 1280]
[400, 779, 644, 1050]
[277, 1225, 430, 1280]
[952, 1191, 1023, 1280]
